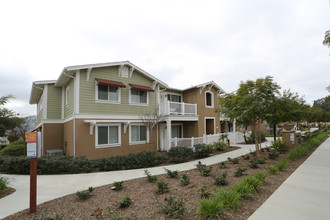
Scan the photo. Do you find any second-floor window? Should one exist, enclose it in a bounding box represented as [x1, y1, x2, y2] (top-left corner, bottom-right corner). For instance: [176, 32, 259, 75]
[131, 88, 147, 104]
[98, 84, 120, 102]
[65, 86, 70, 106]
[205, 91, 214, 108]
[167, 94, 181, 102]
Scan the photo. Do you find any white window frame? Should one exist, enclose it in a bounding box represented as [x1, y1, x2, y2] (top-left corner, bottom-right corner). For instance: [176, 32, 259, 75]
[95, 124, 121, 148]
[65, 86, 70, 106]
[205, 91, 214, 108]
[129, 123, 149, 145]
[166, 93, 182, 103]
[95, 82, 121, 104]
[129, 87, 149, 106]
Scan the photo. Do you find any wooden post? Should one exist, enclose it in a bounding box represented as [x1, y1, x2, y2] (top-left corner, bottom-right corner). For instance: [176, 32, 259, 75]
[30, 157, 37, 213]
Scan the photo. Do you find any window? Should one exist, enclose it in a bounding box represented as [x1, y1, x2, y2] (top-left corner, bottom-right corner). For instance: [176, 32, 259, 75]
[205, 91, 214, 108]
[130, 88, 147, 104]
[65, 87, 70, 106]
[96, 124, 121, 148]
[171, 125, 183, 138]
[98, 84, 120, 102]
[167, 94, 181, 102]
[130, 125, 148, 144]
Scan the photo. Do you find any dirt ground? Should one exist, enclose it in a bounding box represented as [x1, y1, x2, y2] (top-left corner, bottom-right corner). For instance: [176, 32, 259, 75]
[3, 142, 319, 220]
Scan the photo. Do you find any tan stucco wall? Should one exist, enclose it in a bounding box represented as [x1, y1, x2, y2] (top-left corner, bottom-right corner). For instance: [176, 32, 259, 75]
[183, 87, 220, 136]
[74, 119, 158, 160]
[43, 123, 64, 154]
[63, 120, 74, 156]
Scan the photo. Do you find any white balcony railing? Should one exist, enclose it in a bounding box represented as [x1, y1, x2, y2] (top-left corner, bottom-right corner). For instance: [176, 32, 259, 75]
[159, 101, 197, 116]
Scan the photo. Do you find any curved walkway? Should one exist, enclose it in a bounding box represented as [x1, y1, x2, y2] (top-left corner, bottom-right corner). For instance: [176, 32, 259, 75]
[249, 136, 330, 220]
[0, 141, 272, 219]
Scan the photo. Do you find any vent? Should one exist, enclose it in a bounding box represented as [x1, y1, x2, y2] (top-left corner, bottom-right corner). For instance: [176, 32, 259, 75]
[46, 149, 63, 156]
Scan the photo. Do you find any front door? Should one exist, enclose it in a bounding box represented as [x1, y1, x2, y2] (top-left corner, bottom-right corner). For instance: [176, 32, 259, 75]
[159, 124, 167, 151]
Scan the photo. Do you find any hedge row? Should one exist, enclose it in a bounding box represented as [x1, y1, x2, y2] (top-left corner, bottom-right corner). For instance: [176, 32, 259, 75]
[0, 143, 217, 175]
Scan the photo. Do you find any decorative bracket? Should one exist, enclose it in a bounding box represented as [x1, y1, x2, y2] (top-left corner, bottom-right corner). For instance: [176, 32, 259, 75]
[86, 68, 92, 81]
[89, 122, 96, 135]
[152, 81, 158, 90]
[199, 85, 206, 94]
[124, 122, 130, 133]
[129, 67, 134, 78]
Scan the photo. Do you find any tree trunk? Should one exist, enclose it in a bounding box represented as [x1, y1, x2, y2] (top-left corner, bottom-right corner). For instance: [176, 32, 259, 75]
[254, 121, 260, 157]
[273, 124, 276, 142]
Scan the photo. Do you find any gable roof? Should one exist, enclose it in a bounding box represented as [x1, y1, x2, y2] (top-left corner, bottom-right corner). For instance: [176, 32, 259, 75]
[29, 80, 56, 104]
[54, 61, 168, 88]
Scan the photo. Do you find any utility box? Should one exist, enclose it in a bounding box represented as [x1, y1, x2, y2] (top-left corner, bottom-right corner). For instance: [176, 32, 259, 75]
[282, 131, 300, 148]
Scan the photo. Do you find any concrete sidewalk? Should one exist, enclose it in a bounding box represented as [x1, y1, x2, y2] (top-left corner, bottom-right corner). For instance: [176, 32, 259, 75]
[249, 136, 330, 220]
[0, 141, 271, 219]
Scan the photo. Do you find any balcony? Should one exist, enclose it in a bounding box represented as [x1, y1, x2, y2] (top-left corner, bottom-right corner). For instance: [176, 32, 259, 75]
[159, 101, 197, 116]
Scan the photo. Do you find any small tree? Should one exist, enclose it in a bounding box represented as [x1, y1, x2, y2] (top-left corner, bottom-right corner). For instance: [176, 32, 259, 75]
[0, 95, 21, 137]
[220, 76, 280, 157]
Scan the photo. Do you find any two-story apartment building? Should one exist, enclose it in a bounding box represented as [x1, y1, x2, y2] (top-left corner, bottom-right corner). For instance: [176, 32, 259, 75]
[29, 61, 225, 160]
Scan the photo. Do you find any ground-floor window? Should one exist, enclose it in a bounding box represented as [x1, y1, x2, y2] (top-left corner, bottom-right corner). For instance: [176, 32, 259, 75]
[96, 124, 121, 148]
[171, 125, 183, 138]
[130, 124, 148, 144]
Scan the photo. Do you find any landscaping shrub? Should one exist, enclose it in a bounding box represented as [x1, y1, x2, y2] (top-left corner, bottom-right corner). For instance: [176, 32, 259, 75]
[0, 140, 24, 156]
[231, 158, 240, 164]
[219, 162, 227, 169]
[272, 139, 288, 153]
[268, 165, 278, 174]
[212, 141, 228, 151]
[216, 189, 241, 210]
[156, 179, 170, 194]
[275, 159, 289, 171]
[118, 195, 132, 208]
[242, 155, 250, 160]
[249, 159, 259, 169]
[144, 169, 157, 182]
[113, 181, 123, 191]
[234, 167, 247, 177]
[268, 151, 279, 159]
[231, 182, 254, 198]
[168, 146, 194, 163]
[164, 168, 178, 178]
[76, 187, 94, 200]
[157, 195, 185, 219]
[214, 173, 228, 186]
[193, 144, 213, 159]
[0, 156, 30, 174]
[0, 176, 8, 193]
[199, 166, 213, 177]
[196, 196, 224, 219]
[200, 186, 212, 198]
[180, 174, 190, 186]
[96, 150, 167, 171]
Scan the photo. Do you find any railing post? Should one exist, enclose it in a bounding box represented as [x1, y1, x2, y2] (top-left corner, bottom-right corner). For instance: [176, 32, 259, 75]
[195, 104, 197, 115]
[182, 103, 185, 115]
[191, 137, 194, 148]
[167, 101, 170, 115]
[174, 137, 177, 147]
[203, 134, 206, 144]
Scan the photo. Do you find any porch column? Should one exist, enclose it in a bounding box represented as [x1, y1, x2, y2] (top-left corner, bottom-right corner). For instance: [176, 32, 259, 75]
[166, 119, 172, 151]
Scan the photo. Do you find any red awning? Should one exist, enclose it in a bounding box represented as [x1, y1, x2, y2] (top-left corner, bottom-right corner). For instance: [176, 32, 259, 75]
[129, 83, 154, 92]
[95, 78, 126, 88]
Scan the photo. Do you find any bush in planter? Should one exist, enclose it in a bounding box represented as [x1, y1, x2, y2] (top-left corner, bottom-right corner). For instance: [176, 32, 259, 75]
[168, 146, 194, 163]
[194, 144, 213, 159]
[272, 139, 288, 153]
[212, 141, 228, 151]
[0, 140, 24, 156]
[0, 156, 30, 174]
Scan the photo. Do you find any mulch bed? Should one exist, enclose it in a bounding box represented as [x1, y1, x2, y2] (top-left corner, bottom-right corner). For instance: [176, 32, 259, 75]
[4, 141, 323, 220]
[0, 187, 15, 199]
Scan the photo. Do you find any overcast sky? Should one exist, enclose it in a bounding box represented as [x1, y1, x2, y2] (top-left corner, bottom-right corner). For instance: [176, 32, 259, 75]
[1, 0, 330, 116]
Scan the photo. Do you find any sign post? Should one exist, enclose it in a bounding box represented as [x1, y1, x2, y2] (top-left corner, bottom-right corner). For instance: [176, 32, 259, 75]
[27, 132, 37, 213]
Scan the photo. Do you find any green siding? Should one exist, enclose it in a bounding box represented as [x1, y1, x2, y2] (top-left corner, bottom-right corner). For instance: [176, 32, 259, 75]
[37, 109, 42, 124]
[64, 79, 74, 119]
[79, 67, 156, 115]
[47, 85, 62, 119]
